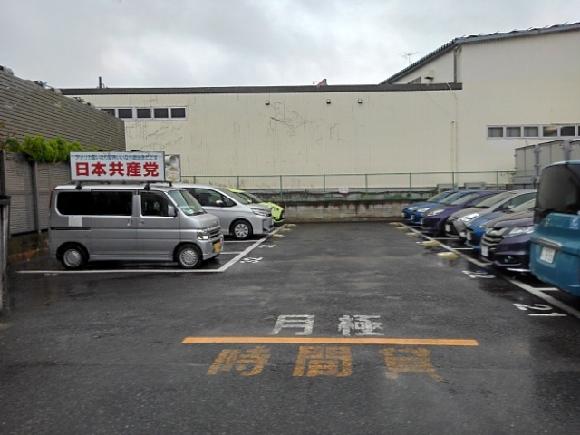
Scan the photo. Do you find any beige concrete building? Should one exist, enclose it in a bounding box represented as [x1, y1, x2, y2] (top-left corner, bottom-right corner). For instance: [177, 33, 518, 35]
[63, 23, 580, 189]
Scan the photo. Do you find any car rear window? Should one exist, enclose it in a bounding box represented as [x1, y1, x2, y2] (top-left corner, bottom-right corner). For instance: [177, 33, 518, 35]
[537, 164, 580, 219]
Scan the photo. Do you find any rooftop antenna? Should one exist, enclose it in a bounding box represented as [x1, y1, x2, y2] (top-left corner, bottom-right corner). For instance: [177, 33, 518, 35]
[401, 52, 418, 65]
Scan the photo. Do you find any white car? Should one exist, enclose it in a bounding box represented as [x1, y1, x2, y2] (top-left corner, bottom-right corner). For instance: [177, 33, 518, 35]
[172, 183, 274, 239]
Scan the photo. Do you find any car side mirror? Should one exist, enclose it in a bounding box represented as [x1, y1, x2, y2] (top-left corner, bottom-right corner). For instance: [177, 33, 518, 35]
[168, 205, 178, 217]
[215, 199, 225, 207]
[225, 198, 236, 207]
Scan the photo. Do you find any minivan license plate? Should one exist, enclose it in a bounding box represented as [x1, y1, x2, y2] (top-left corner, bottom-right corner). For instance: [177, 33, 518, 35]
[539, 246, 556, 264]
[481, 245, 489, 257]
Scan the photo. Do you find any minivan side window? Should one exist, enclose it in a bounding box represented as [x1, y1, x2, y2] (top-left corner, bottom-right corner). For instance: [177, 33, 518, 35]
[56, 191, 133, 216]
[190, 188, 232, 207]
[141, 191, 171, 217]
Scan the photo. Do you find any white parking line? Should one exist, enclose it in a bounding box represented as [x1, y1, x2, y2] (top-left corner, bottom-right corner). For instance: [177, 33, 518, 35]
[506, 279, 580, 319]
[17, 227, 284, 275]
[400, 223, 579, 320]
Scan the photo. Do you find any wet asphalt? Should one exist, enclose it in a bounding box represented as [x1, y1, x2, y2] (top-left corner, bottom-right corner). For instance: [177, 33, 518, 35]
[1, 222, 579, 435]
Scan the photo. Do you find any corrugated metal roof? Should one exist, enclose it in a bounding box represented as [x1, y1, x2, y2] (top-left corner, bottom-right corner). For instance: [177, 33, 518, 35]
[382, 22, 580, 84]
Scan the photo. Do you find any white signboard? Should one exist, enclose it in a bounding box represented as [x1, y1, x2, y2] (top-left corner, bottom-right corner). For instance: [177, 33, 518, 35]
[70, 151, 165, 181]
[164, 154, 181, 183]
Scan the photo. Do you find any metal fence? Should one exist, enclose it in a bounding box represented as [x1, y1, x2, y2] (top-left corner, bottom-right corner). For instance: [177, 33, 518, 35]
[182, 170, 515, 194]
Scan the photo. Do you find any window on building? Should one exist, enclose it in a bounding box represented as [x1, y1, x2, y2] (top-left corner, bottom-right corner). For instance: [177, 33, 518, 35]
[543, 126, 558, 137]
[154, 108, 169, 119]
[170, 107, 186, 118]
[506, 127, 521, 137]
[101, 108, 115, 116]
[137, 108, 151, 119]
[487, 127, 504, 138]
[117, 108, 133, 119]
[523, 126, 539, 137]
[560, 125, 576, 137]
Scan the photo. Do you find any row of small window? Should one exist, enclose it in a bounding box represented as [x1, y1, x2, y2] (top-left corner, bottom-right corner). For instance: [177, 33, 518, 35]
[101, 107, 187, 120]
[487, 124, 580, 139]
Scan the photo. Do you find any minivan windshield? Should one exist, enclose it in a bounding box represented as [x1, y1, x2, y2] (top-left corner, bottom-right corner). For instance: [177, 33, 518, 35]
[536, 164, 580, 219]
[226, 189, 253, 205]
[427, 190, 453, 203]
[168, 189, 206, 216]
[450, 192, 484, 206]
[513, 198, 536, 212]
[439, 192, 465, 205]
[473, 191, 512, 208]
[228, 189, 262, 205]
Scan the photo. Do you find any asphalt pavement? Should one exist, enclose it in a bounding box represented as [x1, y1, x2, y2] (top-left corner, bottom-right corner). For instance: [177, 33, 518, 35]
[1, 223, 579, 434]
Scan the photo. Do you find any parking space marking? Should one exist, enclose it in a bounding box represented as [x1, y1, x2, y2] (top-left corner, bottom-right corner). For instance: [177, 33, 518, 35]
[17, 226, 285, 275]
[181, 336, 480, 346]
[506, 278, 580, 319]
[399, 223, 580, 320]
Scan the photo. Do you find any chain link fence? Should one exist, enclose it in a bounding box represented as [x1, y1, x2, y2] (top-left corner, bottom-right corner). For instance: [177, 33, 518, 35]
[182, 171, 515, 201]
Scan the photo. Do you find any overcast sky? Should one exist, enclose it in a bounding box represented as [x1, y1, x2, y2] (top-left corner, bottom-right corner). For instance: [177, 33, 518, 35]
[1, 0, 579, 88]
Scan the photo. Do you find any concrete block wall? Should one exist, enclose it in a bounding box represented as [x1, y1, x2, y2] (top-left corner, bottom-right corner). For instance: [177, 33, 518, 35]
[0, 68, 125, 150]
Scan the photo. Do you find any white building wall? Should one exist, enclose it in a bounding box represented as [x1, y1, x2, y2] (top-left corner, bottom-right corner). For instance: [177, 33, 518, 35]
[72, 30, 580, 189]
[79, 90, 460, 188]
[456, 31, 580, 175]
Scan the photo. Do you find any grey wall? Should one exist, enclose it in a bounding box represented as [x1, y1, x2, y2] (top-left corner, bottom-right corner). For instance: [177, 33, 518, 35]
[0, 69, 125, 149]
[0, 152, 70, 235]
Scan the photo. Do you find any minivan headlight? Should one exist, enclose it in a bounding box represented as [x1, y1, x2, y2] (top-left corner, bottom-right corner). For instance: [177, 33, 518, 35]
[197, 229, 211, 240]
[252, 208, 269, 217]
[417, 207, 430, 213]
[504, 226, 534, 238]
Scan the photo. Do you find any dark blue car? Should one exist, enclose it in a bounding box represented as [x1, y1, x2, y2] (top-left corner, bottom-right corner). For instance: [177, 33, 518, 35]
[479, 209, 534, 271]
[409, 190, 478, 226]
[420, 190, 499, 236]
[402, 190, 457, 221]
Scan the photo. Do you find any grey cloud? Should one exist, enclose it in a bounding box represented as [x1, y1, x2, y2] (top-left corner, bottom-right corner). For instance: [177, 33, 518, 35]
[1, 0, 578, 88]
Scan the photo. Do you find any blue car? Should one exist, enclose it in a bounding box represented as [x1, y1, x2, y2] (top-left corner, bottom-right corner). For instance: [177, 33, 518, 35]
[530, 161, 580, 296]
[479, 205, 535, 271]
[463, 197, 531, 248]
[402, 190, 457, 222]
[409, 190, 478, 226]
[420, 190, 500, 236]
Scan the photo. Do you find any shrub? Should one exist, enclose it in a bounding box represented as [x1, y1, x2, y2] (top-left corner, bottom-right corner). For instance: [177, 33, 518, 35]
[1, 135, 86, 163]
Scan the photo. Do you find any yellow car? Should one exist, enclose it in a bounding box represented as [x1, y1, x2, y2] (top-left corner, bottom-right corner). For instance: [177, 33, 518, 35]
[227, 188, 285, 225]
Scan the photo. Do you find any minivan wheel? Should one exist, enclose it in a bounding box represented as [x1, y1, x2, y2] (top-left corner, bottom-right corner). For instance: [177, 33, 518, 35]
[231, 219, 253, 240]
[176, 244, 202, 269]
[60, 244, 88, 270]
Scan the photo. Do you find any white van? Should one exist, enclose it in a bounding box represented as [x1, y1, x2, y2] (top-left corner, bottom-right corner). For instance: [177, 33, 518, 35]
[49, 184, 223, 269]
[172, 184, 274, 239]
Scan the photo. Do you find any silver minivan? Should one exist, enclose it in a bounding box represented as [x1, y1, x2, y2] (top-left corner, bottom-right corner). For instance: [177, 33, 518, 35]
[173, 183, 274, 239]
[49, 184, 223, 269]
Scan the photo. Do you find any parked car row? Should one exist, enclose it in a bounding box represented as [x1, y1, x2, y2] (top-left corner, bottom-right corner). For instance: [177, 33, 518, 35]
[403, 189, 537, 272]
[48, 183, 284, 269]
[404, 162, 580, 298]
